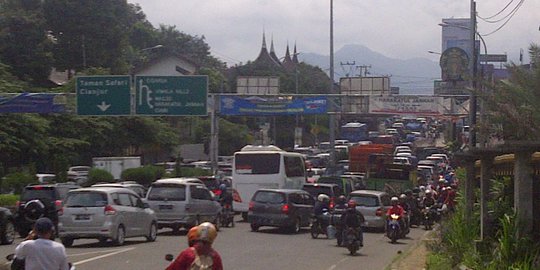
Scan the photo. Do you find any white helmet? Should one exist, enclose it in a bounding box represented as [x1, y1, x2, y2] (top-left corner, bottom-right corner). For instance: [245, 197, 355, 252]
[391, 197, 399, 203]
[399, 194, 407, 200]
[317, 194, 330, 202]
[425, 189, 432, 194]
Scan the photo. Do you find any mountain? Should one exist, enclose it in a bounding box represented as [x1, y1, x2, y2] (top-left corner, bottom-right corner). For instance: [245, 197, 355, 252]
[299, 44, 440, 95]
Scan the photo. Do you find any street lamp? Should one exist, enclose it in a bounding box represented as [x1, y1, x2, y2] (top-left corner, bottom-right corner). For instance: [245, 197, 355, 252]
[328, 0, 336, 167]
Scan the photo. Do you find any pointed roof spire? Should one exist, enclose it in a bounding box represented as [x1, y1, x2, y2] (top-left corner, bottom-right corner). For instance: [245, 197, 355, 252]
[255, 30, 281, 68]
[262, 30, 267, 49]
[282, 42, 295, 71]
[269, 34, 281, 65]
[292, 42, 299, 64]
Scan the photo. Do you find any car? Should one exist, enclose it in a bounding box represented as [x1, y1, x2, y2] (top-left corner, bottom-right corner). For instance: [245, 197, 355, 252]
[58, 187, 158, 247]
[302, 183, 342, 208]
[318, 176, 355, 196]
[0, 207, 15, 245]
[145, 179, 222, 233]
[393, 156, 412, 165]
[248, 189, 314, 233]
[67, 166, 91, 184]
[348, 190, 392, 230]
[36, 173, 56, 184]
[15, 182, 81, 237]
[91, 181, 147, 198]
[393, 146, 411, 155]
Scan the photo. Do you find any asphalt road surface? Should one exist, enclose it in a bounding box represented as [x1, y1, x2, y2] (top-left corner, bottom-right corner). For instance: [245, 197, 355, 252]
[0, 217, 429, 270]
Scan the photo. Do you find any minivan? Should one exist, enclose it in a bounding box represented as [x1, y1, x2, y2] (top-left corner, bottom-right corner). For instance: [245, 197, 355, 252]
[145, 179, 221, 232]
[248, 189, 314, 233]
[58, 187, 157, 247]
[348, 190, 392, 230]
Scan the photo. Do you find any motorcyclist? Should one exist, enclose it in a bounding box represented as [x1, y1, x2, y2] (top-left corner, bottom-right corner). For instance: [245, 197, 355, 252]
[386, 197, 405, 233]
[166, 222, 223, 270]
[422, 190, 436, 208]
[333, 195, 348, 246]
[405, 189, 421, 227]
[313, 194, 330, 229]
[334, 195, 348, 211]
[340, 200, 365, 247]
[218, 184, 233, 208]
[398, 194, 411, 230]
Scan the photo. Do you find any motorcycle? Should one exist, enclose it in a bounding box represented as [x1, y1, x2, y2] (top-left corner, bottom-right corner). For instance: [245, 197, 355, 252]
[310, 213, 328, 239]
[220, 204, 235, 228]
[6, 254, 76, 270]
[386, 214, 401, 244]
[343, 227, 361, 255]
[422, 207, 434, 230]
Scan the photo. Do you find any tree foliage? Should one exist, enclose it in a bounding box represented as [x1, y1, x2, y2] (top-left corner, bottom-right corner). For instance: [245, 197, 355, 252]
[481, 44, 540, 141]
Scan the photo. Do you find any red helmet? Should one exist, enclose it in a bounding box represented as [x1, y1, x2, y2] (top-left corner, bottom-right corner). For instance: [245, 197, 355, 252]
[347, 200, 357, 208]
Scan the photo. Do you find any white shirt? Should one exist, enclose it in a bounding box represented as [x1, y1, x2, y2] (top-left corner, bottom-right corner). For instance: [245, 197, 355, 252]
[15, 238, 69, 270]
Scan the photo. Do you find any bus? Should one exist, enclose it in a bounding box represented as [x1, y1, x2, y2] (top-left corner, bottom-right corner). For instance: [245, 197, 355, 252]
[232, 145, 307, 218]
[340, 122, 368, 142]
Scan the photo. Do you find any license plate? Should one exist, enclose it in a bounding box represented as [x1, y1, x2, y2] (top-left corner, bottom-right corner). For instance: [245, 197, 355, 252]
[159, 205, 173, 210]
[75, 214, 91, 220]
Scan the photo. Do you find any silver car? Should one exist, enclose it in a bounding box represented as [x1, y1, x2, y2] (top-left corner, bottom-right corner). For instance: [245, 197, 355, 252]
[145, 178, 222, 233]
[348, 190, 392, 230]
[58, 187, 157, 247]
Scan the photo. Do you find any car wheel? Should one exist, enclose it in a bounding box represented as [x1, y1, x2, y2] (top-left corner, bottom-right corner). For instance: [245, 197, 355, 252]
[146, 222, 157, 242]
[1, 221, 15, 245]
[113, 226, 125, 246]
[250, 223, 259, 232]
[61, 238, 74, 247]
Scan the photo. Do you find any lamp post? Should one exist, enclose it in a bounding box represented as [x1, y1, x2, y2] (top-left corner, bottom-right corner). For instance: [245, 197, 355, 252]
[328, 0, 337, 167]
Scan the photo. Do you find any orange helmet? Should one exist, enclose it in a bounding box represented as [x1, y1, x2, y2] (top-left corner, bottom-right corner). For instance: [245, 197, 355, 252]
[187, 222, 218, 245]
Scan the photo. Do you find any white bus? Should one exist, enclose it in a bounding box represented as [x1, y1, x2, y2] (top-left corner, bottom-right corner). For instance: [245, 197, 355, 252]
[232, 145, 306, 218]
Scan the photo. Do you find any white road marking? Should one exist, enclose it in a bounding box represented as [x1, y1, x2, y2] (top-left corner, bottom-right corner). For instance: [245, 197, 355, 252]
[73, 247, 135, 266]
[68, 248, 133, 257]
[328, 257, 349, 270]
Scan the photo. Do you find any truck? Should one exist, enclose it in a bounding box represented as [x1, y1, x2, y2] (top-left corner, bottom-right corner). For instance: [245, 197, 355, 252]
[349, 144, 415, 195]
[92, 156, 141, 180]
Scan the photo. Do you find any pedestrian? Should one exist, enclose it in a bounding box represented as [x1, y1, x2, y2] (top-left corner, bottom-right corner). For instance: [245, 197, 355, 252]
[14, 217, 69, 270]
[166, 222, 223, 270]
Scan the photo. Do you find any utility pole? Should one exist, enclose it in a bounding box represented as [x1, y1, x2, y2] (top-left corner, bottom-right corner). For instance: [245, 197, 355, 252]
[356, 65, 371, 77]
[340, 61, 355, 77]
[469, 0, 477, 149]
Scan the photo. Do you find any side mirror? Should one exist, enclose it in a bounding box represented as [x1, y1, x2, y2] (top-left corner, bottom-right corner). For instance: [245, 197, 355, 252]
[165, 254, 174, 261]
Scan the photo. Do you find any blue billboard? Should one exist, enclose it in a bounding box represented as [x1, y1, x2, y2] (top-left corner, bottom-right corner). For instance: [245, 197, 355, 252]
[0, 93, 64, 113]
[220, 96, 327, 116]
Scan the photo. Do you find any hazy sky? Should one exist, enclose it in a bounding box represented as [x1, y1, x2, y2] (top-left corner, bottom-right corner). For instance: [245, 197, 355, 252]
[129, 0, 539, 66]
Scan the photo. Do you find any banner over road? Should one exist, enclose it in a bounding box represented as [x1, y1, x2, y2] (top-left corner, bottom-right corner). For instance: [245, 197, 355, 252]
[220, 96, 327, 116]
[369, 96, 443, 115]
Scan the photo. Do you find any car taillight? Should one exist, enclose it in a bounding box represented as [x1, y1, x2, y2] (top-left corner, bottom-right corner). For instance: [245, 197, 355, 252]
[329, 198, 335, 210]
[281, 204, 289, 214]
[376, 207, 384, 217]
[104, 205, 116, 215]
[55, 200, 63, 210]
[233, 189, 242, 203]
[248, 201, 254, 211]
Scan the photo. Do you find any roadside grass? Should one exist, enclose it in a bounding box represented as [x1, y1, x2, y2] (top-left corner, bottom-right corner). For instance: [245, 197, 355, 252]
[0, 194, 19, 206]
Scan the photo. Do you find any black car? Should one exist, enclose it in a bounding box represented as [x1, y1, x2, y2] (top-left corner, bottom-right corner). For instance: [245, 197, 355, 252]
[15, 182, 80, 237]
[248, 189, 314, 233]
[0, 207, 15, 244]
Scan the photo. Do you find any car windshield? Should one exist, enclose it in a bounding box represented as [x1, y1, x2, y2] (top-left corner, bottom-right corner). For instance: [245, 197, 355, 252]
[147, 185, 186, 201]
[65, 192, 108, 207]
[21, 188, 56, 200]
[253, 191, 285, 204]
[350, 195, 379, 207]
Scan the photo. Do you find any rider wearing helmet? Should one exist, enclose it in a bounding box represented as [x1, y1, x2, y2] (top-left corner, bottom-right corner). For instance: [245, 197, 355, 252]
[334, 195, 348, 211]
[218, 183, 233, 208]
[423, 189, 436, 208]
[386, 197, 405, 219]
[166, 222, 223, 270]
[339, 200, 365, 246]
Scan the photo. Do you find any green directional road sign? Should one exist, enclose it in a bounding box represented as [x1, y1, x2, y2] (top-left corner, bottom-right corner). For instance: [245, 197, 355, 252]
[76, 76, 131, 116]
[135, 76, 208, 116]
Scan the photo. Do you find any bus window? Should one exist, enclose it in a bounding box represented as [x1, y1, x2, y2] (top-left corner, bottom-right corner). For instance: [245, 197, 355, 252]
[235, 153, 280, 174]
[284, 156, 305, 177]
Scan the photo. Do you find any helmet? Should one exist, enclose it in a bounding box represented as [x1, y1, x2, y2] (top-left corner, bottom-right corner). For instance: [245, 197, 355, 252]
[425, 190, 433, 196]
[391, 197, 399, 204]
[399, 194, 407, 200]
[419, 185, 426, 191]
[347, 200, 357, 208]
[219, 183, 227, 191]
[338, 195, 347, 204]
[317, 194, 330, 202]
[404, 189, 412, 196]
[187, 222, 217, 244]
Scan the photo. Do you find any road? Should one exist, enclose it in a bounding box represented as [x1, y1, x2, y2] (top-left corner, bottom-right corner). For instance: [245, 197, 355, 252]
[0, 218, 429, 270]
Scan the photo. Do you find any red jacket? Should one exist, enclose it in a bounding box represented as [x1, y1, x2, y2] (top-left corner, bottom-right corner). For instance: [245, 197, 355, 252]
[166, 246, 223, 270]
[386, 205, 404, 217]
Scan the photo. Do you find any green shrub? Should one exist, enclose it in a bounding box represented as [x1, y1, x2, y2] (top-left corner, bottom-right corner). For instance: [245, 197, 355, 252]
[121, 165, 165, 187]
[0, 194, 19, 206]
[85, 168, 114, 186]
[1, 172, 38, 194]
[426, 253, 453, 270]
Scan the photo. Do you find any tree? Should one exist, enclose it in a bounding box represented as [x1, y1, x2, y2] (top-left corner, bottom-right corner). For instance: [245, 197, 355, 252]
[481, 43, 540, 141]
[0, 0, 54, 85]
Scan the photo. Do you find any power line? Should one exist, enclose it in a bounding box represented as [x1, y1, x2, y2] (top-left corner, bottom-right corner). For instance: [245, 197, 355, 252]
[477, 0, 515, 21]
[480, 0, 525, 36]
